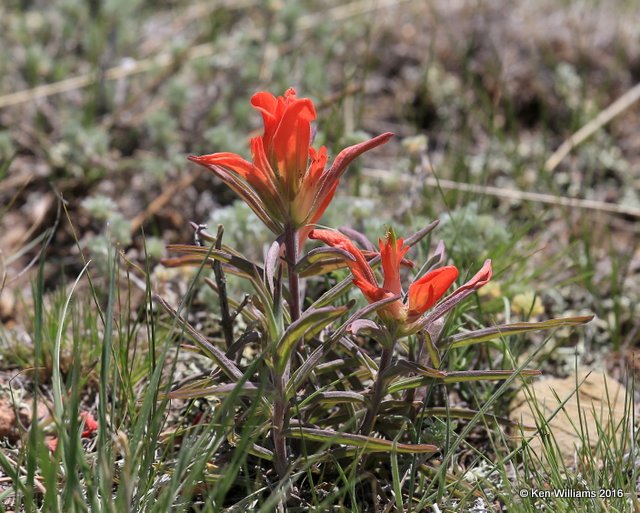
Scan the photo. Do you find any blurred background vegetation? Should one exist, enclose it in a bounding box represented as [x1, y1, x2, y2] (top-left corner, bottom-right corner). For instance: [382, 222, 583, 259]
[1, 1, 639, 510]
[1, 0, 638, 366]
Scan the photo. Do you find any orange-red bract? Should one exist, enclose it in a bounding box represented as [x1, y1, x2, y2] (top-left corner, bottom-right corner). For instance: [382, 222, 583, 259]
[188, 88, 393, 239]
[309, 228, 459, 324]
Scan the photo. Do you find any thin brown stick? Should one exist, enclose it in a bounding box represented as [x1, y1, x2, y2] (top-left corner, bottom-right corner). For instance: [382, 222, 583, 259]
[0, 171, 33, 193]
[362, 168, 640, 219]
[545, 81, 640, 172]
[212, 225, 234, 351]
[128, 169, 200, 234]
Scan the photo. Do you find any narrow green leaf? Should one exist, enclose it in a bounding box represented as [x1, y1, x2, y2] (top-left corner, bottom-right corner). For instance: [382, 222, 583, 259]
[248, 444, 274, 461]
[441, 369, 542, 383]
[154, 294, 244, 381]
[308, 274, 354, 309]
[276, 303, 351, 373]
[390, 437, 404, 513]
[301, 391, 366, 408]
[404, 219, 440, 247]
[285, 427, 438, 454]
[166, 382, 259, 400]
[420, 407, 537, 430]
[423, 329, 441, 369]
[381, 360, 447, 381]
[295, 247, 356, 277]
[388, 369, 541, 393]
[447, 315, 594, 348]
[52, 261, 91, 424]
[163, 244, 263, 276]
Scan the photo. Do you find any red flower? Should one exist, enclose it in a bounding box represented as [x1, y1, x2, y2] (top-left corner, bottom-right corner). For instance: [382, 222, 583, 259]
[79, 411, 98, 437]
[47, 437, 58, 452]
[188, 88, 392, 238]
[309, 228, 460, 325]
[46, 411, 98, 453]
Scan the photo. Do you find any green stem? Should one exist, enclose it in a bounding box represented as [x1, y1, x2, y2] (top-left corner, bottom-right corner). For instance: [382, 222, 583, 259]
[360, 345, 394, 436]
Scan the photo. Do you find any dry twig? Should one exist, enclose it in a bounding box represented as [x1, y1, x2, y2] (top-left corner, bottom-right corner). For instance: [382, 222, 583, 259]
[545, 82, 640, 172]
[363, 167, 640, 219]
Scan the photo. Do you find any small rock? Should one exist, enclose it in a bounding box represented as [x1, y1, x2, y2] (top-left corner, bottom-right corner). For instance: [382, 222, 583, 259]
[0, 398, 19, 442]
[510, 369, 628, 465]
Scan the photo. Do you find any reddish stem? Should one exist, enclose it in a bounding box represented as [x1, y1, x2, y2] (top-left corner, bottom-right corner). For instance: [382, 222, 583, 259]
[284, 223, 300, 322]
[360, 345, 394, 436]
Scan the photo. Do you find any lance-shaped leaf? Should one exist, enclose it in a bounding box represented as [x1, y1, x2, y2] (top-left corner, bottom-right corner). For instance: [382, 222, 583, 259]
[164, 244, 263, 277]
[154, 294, 244, 382]
[335, 336, 377, 374]
[438, 369, 542, 384]
[276, 302, 352, 373]
[381, 360, 447, 381]
[287, 335, 377, 398]
[347, 319, 386, 340]
[225, 428, 275, 462]
[338, 226, 376, 252]
[284, 427, 438, 454]
[166, 382, 259, 400]
[388, 369, 541, 393]
[295, 246, 357, 277]
[162, 255, 258, 283]
[422, 327, 441, 369]
[329, 294, 401, 345]
[446, 315, 594, 349]
[314, 358, 350, 374]
[311, 133, 393, 215]
[300, 391, 366, 408]
[307, 274, 356, 310]
[248, 444, 274, 461]
[404, 219, 440, 247]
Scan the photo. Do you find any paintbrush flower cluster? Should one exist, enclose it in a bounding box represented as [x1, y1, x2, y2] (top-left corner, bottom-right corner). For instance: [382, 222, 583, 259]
[163, 87, 590, 478]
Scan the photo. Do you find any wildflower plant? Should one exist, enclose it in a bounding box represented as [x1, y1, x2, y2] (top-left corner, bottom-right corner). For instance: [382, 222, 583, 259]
[160, 88, 592, 494]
